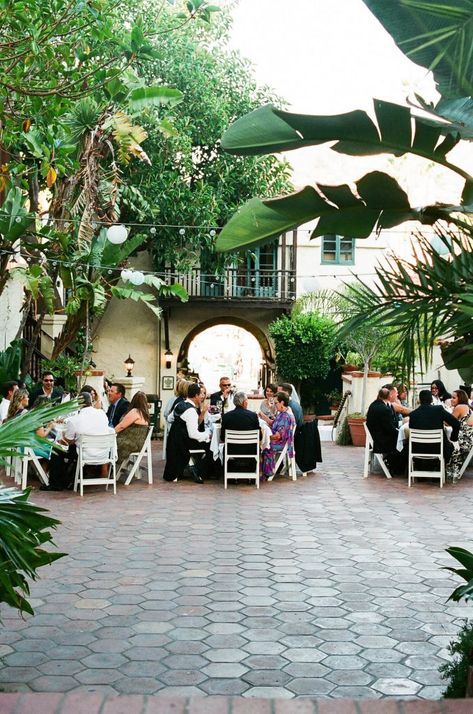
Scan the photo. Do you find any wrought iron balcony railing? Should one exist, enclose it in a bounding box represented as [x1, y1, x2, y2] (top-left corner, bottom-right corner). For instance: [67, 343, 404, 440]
[164, 267, 296, 302]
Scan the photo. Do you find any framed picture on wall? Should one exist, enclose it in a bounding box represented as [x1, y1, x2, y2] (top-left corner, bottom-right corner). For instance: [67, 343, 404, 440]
[162, 376, 175, 391]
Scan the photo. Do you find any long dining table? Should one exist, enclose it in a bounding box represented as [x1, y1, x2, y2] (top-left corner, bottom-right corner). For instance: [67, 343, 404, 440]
[209, 417, 272, 461]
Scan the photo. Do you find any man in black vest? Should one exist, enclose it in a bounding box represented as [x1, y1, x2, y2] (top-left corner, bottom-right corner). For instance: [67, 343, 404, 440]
[163, 382, 212, 483]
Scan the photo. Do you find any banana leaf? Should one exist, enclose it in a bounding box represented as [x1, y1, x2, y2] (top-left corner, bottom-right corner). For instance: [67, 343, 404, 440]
[363, 0, 473, 101]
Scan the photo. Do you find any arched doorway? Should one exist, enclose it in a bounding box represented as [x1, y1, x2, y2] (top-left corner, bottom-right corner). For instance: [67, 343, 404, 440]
[178, 317, 274, 394]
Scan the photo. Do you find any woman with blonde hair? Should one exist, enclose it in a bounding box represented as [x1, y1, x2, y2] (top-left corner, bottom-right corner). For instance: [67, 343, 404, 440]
[6, 388, 29, 420]
[115, 391, 150, 465]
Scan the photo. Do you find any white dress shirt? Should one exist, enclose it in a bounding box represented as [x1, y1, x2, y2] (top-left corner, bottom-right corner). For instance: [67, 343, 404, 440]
[65, 406, 113, 460]
[181, 400, 211, 442]
[0, 398, 10, 423]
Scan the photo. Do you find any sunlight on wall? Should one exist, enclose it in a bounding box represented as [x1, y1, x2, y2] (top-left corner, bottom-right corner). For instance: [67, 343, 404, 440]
[188, 325, 263, 394]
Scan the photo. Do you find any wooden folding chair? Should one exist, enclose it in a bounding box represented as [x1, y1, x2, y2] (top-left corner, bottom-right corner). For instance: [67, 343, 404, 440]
[408, 428, 444, 488]
[224, 429, 260, 489]
[73, 432, 117, 496]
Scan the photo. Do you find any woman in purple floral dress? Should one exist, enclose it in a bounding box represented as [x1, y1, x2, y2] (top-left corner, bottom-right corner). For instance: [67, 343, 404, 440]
[262, 392, 296, 478]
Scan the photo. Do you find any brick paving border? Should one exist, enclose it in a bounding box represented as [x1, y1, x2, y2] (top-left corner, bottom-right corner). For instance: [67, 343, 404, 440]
[1, 693, 473, 713]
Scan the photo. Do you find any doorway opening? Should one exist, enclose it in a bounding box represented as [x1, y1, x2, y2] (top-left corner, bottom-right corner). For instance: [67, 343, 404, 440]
[187, 324, 263, 394]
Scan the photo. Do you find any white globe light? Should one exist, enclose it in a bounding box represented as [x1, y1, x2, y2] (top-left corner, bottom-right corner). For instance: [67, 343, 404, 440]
[129, 271, 145, 286]
[120, 269, 132, 282]
[107, 224, 128, 244]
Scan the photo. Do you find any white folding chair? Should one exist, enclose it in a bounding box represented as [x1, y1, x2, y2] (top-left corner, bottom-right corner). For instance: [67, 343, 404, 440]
[458, 443, 473, 478]
[408, 428, 444, 488]
[20, 447, 50, 490]
[117, 426, 154, 485]
[267, 425, 302, 482]
[363, 424, 392, 479]
[224, 429, 260, 489]
[74, 432, 117, 496]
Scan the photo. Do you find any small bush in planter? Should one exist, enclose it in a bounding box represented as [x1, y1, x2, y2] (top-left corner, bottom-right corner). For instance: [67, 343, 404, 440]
[336, 416, 352, 445]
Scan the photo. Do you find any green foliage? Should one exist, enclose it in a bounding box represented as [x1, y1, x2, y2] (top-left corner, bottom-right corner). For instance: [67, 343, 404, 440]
[121, 6, 292, 270]
[440, 619, 473, 698]
[269, 313, 336, 411]
[336, 416, 352, 446]
[41, 354, 86, 392]
[443, 546, 473, 604]
[0, 340, 22, 386]
[269, 313, 336, 382]
[0, 487, 65, 617]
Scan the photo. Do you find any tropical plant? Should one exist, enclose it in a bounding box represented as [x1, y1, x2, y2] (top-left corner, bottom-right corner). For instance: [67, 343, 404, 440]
[440, 545, 473, 697]
[0, 487, 65, 617]
[0, 340, 22, 386]
[336, 416, 352, 446]
[0, 400, 78, 616]
[214, 0, 473, 379]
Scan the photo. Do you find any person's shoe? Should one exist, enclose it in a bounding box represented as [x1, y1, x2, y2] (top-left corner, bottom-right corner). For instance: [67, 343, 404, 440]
[190, 466, 204, 484]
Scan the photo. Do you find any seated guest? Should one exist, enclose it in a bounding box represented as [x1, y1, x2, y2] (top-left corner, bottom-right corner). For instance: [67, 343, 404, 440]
[366, 387, 403, 473]
[0, 380, 18, 423]
[210, 376, 234, 414]
[197, 384, 211, 431]
[396, 383, 409, 408]
[431, 379, 452, 408]
[166, 379, 190, 424]
[262, 391, 296, 479]
[163, 382, 212, 484]
[29, 371, 64, 405]
[278, 383, 304, 427]
[384, 383, 411, 422]
[115, 391, 150, 465]
[258, 383, 278, 425]
[31, 395, 56, 462]
[106, 383, 129, 427]
[43, 392, 111, 491]
[81, 384, 103, 410]
[446, 390, 473, 483]
[6, 388, 29, 420]
[221, 391, 260, 472]
[409, 389, 460, 464]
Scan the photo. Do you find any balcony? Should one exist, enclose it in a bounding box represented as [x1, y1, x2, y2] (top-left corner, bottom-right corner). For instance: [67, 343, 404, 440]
[163, 267, 296, 305]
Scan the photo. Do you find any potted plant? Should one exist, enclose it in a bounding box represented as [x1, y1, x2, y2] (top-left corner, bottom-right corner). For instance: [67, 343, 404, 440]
[327, 389, 343, 410]
[347, 412, 366, 447]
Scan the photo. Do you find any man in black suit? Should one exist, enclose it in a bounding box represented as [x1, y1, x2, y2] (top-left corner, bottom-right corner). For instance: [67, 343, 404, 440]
[106, 383, 129, 427]
[366, 387, 404, 472]
[210, 376, 233, 413]
[409, 389, 460, 463]
[221, 391, 260, 471]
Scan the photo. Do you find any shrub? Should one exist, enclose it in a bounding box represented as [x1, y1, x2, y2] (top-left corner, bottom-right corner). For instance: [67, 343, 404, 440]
[440, 620, 473, 698]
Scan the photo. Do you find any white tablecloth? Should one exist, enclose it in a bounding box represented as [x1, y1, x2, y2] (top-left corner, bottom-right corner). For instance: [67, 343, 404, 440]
[210, 419, 271, 461]
[396, 421, 452, 451]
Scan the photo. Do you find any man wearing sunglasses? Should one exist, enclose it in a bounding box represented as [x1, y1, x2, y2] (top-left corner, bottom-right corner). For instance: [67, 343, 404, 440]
[210, 376, 234, 414]
[29, 371, 64, 405]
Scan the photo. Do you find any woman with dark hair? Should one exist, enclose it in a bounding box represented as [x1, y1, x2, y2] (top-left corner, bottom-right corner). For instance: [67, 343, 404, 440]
[447, 389, 473, 483]
[258, 383, 278, 425]
[262, 391, 296, 479]
[431, 379, 451, 407]
[81, 384, 103, 410]
[115, 391, 150, 465]
[6, 388, 29, 420]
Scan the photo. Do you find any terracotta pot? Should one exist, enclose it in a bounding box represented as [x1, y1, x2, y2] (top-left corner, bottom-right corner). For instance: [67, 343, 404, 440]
[341, 364, 357, 373]
[351, 371, 364, 378]
[368, 371, 382, 378]
[347, 416, 366, 447]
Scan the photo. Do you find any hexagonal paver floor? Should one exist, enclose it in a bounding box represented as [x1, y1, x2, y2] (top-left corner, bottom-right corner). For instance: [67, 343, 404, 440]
[1, 440, 472, 700]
